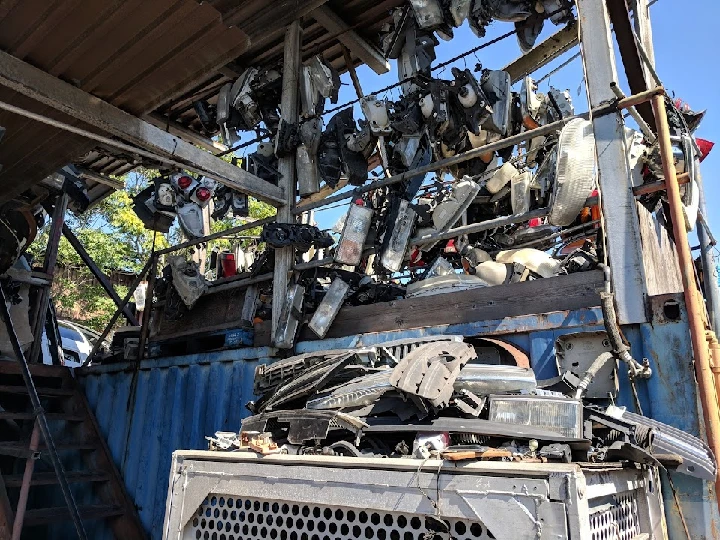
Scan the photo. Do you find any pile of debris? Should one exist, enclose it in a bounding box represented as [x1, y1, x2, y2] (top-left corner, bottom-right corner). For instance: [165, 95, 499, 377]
[207, 335, 715, 483]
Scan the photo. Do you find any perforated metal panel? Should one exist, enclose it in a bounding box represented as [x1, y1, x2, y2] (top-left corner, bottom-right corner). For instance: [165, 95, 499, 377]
[589, 492, 641, 540]
[185, 495, 495, 540]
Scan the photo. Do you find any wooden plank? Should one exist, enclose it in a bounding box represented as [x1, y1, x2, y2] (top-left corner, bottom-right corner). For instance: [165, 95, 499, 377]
[578, 0, 648, 325]
[299, 271, 604, 340]
[75, 166, 124, 190]
[0, 49, 284, 205]
[311, 5, 390, 75]
[503, 23, 579, 83]
[605, 0, 654, 127]
[636, 202, 682, 296]
[272, 21, 302, 346]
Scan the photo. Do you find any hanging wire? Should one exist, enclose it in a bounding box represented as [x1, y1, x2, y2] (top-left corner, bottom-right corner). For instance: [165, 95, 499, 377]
[536, 51, 581, 85]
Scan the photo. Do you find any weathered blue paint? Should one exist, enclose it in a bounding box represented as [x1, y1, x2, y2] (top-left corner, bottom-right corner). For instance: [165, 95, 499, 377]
[77, 349, 273, 539]
[74, 304, 718, 540]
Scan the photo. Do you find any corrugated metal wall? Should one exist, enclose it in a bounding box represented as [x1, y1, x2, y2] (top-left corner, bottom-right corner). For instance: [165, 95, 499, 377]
[74, 305, 718, 540]
[77, 347, 275, 538]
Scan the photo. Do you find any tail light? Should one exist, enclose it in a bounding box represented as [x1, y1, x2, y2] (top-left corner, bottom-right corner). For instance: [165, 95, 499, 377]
[196, 187, 212, 202]
[697, 138, 715, 162]
[177, 176, 193, 190]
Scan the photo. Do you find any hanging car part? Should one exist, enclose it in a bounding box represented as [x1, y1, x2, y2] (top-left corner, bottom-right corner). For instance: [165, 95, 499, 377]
[548, 118, 597, 226]
[380, 198, 417, 272]
[335, 203, 374, 266]
[261, 223, 334, 251]
[308, 278, 350, 339]
[168, 256, 208, 309]
[274, 283, 305, 349]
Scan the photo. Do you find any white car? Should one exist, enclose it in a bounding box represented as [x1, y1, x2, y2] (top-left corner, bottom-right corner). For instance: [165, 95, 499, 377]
[57, 320, 93, 367]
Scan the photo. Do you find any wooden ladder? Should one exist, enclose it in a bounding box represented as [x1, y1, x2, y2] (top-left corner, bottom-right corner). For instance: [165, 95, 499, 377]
[0, 361, 146, 539]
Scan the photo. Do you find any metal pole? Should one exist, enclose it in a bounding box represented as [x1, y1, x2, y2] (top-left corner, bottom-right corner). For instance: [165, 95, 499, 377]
[0, 285, 87, 539]
[696, 174, 720, 333]
[29, 193, 68, 365]
[62, 224, 139, 326]
[272, 20, 302, 345]
[651, 94, 720, 510]
[11, 420, 40, 540]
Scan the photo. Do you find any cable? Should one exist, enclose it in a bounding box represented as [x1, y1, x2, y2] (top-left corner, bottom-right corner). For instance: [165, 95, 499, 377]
[536, 51, 581, 85]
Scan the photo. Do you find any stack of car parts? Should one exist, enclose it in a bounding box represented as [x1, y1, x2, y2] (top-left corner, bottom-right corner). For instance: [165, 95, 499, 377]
[212, 335, 716, 484]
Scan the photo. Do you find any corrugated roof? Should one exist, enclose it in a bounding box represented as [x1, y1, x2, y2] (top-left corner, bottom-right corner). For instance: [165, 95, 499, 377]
[0, 0, 400, 205]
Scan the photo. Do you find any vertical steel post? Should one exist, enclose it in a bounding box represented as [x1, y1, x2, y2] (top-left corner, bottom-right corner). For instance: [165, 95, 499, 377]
[577, 0, 649, 324]
[272, 20, 302, 345]
[697, 178, 720, 333]
[652, 95, 720, 512]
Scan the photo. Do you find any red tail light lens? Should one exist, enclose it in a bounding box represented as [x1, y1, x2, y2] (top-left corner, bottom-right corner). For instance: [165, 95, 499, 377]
[196, 187, 212, 202]
[177, 175, 193, 189]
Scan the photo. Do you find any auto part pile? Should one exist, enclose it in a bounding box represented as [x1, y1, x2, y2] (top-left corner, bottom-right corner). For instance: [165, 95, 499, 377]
[208, 335, 715, 481]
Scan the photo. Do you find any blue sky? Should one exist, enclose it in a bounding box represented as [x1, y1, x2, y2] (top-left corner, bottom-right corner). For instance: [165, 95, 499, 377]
[231, 1, 719, 242]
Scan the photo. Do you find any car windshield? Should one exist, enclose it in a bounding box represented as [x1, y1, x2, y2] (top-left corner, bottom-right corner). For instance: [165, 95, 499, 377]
[59, 325, 83, 342]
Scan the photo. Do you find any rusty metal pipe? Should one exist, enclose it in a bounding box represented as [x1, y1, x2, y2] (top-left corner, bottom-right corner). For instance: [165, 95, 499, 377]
[11, 420, 40, 540]
[652, 95, 720, 506]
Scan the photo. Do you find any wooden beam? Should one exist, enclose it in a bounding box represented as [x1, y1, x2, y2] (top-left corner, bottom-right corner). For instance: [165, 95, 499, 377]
[503, 23, 579, 84]
[0, 49, 284, 206]
[75, 166, 124, 190]
[144, 113, 228, 154]
[311, 5, 390, 75]
[62, 224, 139, 326]
[298, 271, 604, 340]
[272, 21, 302, 346]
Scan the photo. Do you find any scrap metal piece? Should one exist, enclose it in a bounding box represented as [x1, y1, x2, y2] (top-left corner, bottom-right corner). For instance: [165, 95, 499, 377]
[261, 223, 333, 251]
[380, 199, 417, 272]
[406, 274, 488, 298]
[297, 118, 323, 196]
[390, 341, 477, 408]
[254, 349, 374, 396]
[168, 256, 208, 309]
[307, 370, 395, 410]
[335, 204, 374, 266]
[176, 202, 205, 239]
[363, 416, 588, 445]
[455, 365, 537, 395]
[555, 332, 618, 399]
[242, 410, 366, 445]
[454, 389, 487, 417]
[259, 352, 353, 412]
[274, 283, 305, 349]
[609, 406, 717, 481]
[308, 278, 350, 338]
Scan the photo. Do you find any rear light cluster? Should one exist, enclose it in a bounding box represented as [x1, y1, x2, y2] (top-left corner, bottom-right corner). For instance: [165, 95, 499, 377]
[177, 175, 193, 189]
[195, 187, 212, 202]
